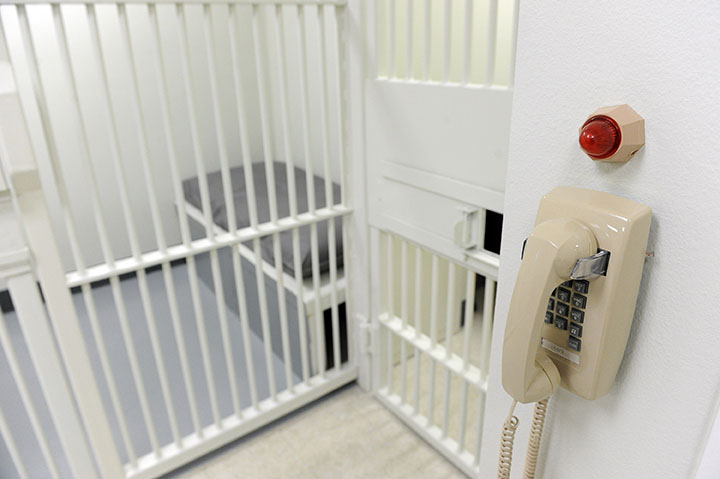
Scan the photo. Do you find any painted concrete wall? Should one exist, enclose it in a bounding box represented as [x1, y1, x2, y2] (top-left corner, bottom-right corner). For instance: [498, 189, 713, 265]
[478, 2, 720, 478]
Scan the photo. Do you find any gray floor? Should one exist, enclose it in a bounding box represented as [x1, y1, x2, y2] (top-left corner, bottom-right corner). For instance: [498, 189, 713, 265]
[167, 384, 464, 479]
[0, 261, 295, 479]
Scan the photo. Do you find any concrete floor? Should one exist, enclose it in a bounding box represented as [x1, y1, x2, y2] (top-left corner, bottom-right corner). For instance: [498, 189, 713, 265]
[167, 384, 465, 479]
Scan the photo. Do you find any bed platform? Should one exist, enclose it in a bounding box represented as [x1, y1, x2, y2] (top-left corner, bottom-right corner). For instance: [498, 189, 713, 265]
[182, 162, 347, 377]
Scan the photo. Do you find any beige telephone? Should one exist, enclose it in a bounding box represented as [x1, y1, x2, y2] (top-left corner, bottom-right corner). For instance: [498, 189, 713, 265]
[497, 187, 651, 478]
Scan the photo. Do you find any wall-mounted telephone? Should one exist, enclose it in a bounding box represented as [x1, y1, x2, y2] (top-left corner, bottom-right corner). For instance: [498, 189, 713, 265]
[497, 186, 651, 478]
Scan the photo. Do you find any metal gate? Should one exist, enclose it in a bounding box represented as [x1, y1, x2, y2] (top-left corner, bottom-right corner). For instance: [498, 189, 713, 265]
[0, 1, 356, 477]
[361, 0, 519, 475]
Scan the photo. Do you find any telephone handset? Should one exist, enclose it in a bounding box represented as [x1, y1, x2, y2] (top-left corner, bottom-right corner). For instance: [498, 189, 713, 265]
[497, 187, 651, 478]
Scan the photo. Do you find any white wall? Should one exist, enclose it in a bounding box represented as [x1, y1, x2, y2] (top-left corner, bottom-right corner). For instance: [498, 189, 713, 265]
[478, 2, 720, 477]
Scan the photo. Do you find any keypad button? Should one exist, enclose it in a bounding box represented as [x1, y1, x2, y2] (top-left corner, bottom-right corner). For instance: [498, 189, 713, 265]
[568, 336, 581, 352]
[552, 288, 557, 297]
[569, 323, 583, 338]
[570, 308, 584, 323]
[554, 317, 568, 330]
[545, 311, 554, 324]
[562, 280, 573, 287]
[573, 280, 589, 294]
[557, 287, 571, 303]
[556, 302, 569, 317]
[548, 298, 555, 311]
[571, 294, 587, 309]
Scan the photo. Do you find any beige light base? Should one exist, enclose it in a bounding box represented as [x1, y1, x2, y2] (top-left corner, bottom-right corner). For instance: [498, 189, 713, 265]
[581, 104, 645, 163]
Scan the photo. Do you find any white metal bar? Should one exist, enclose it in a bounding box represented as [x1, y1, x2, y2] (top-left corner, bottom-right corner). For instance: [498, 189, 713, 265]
[185, 255, 221, 424]
[440, 261, 456, 437]
[385, 233, 394, 390]
[296, 5, 317, 213]
[462, 0, 473, 84]
[210, 249, 242, 414]
[412, 245, 422, 413]
[318, 9, 342, 377]
[387, 0, 395, 78]
[228, 4, 259, 228]
[177, 5, 214, 238]
[109, 276, 161, 454]
[473, 390, 487, 466]
[462, 270, 477, 369]
[0, 307, 61, 479]
[231, 249, 260, 408]
[80, 284, 137, 465]
[0, 403, 28, 479]
[251, 4, 279, 224]
[399, 239, 408, 402]
[147, 4, 192, 247]
[429, 255, 439, 347]
[203, 4, 244, 416]
[10, 7, 85, 272]
[66, 206, 351, 288]
[161, 263, 203, 434]
[138, 271, 182, 447]
[252, 238, 278, 399]
[147, 4, 207, 435]
[367, 0, 377, 79]
[272, 4, 299, 218]
[175, 4, 224, 427]
[405, 0, 412, 79]
[485, 0, 498, 86]
[6, 272, 98, 478]
[507, 0, 520, 86]
[4, 0, 347, 3]
[271, 234, 295, 391]
[444, 262, 456, 354]
[457, 379, 469, 452]
[442, 0, 450, 82]
[86, 4, 141, 258]
[316, 4, 334, 209]
[117, 3, 166, 252]
[329, 5, 346, 205]
[51, 4, 114, 263]
[291, 228, 310, 384]
[328, 219, 341, 371]
[309, 222, 326, 376]
[423, 0, 430, 80]
[480, 278, 495, 379]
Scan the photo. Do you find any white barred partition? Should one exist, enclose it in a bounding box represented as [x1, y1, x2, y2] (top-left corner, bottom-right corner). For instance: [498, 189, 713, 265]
[0, 1, 355, 477]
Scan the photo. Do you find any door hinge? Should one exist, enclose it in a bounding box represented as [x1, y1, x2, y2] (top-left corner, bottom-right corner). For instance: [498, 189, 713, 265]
[357, 314, 377, 356]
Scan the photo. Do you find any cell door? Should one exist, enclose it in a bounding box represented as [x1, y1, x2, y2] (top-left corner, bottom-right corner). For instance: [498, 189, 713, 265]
[359, 0, 519, 475]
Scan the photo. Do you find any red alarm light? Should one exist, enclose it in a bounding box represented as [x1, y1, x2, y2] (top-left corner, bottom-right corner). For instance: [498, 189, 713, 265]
[579, 116, 622, 159]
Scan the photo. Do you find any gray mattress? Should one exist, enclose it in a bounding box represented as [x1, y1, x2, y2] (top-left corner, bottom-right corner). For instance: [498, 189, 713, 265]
[183, 162, 343, 278]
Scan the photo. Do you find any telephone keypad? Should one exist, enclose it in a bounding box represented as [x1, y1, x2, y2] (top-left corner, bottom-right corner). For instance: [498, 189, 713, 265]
[571, 294, 587, 309]
[573, 280, 589, 294]
[557, 287, 571, 303]
[545, 280, 588, 358]
[569, 323, 583, 338]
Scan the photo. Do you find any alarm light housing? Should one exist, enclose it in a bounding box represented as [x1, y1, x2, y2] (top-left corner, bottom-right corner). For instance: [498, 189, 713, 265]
[579, 105, 645, 163]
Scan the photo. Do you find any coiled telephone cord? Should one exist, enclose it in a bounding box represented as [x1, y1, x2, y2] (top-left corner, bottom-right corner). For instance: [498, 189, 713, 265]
[497, 400, 519, 479]
[497, 398, 550, 479]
